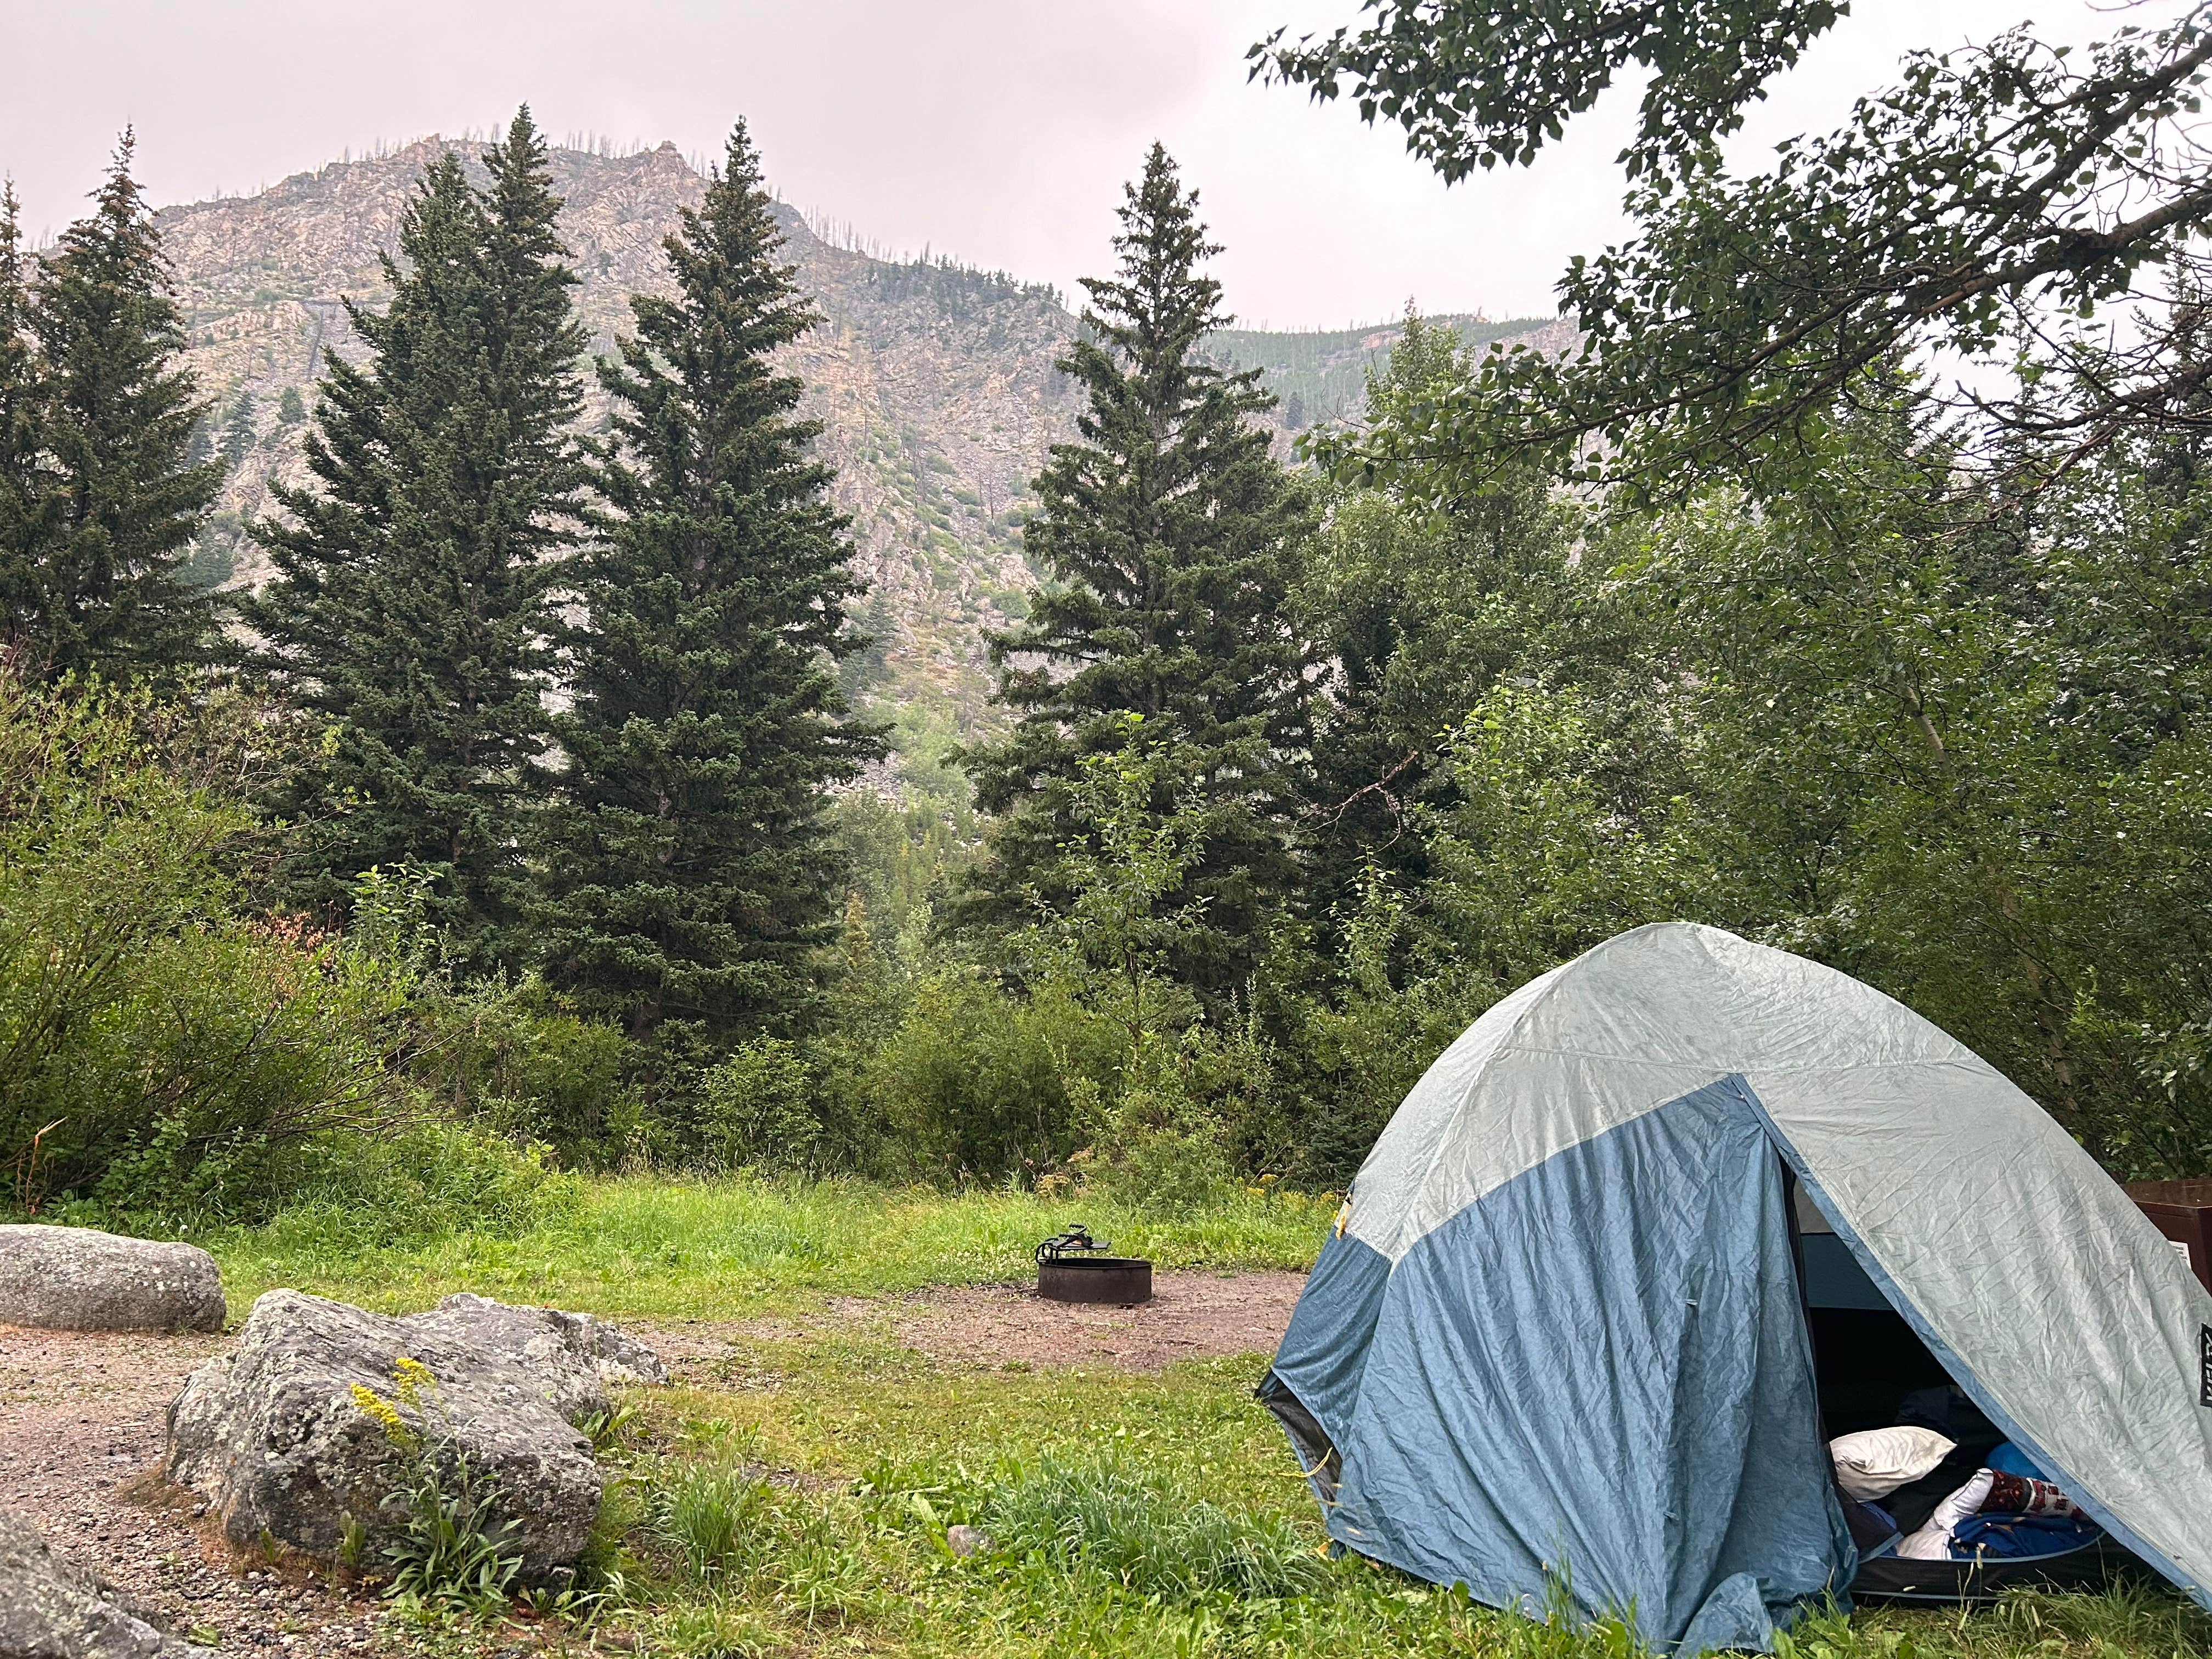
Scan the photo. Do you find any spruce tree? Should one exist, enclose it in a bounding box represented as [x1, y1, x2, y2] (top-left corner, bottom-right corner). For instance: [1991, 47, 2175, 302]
[0, 182, 48, 641]
[962, 144, 1317, 995]
[221, 391, 255, 470]
[537, 122, 880, 1043]
[5, 135, 219, 682]
[244, 110, 585, 967]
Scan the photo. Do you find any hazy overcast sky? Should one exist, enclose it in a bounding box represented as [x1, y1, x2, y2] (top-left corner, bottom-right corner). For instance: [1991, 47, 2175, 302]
[0, 1, 2122, 329]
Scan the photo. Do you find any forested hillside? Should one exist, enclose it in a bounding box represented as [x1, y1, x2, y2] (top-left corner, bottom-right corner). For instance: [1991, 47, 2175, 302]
[152, 137, 1554, 737]
[1204, 313, 1568, 430]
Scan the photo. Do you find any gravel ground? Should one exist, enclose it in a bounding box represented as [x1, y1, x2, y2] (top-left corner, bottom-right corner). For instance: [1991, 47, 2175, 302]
[0, 1322, 387, 1657]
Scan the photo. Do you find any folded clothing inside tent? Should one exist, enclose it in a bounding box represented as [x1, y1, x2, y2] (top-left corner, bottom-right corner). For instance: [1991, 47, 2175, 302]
[1832, 1431, 2105, 1565]
[1891, 1445, 2102, 1561]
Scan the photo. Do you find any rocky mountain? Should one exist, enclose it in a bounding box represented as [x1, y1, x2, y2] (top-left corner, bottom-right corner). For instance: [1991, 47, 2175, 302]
[152, 138, 1555, 747]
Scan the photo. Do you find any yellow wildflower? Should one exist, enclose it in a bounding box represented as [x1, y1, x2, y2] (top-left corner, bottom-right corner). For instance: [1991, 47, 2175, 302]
[391, 1356, 434, 1408]
[349, 1383, 409, 1444]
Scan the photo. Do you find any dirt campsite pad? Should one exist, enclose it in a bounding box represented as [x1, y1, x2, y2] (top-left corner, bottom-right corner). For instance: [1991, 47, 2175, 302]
[659, 1267, 1308, 1376]
[0, 1270, 1304, 1656]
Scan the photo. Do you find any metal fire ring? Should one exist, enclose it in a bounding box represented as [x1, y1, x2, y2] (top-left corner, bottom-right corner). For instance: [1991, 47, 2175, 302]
[1035, 1224, 1153, 1305]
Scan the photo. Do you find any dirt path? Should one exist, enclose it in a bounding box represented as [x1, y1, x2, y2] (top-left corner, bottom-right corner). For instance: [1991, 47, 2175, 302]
[0, 1272, 1302, 1655]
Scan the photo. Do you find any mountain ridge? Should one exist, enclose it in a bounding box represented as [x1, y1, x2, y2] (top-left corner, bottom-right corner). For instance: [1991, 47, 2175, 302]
[150, 137, 1562, 737]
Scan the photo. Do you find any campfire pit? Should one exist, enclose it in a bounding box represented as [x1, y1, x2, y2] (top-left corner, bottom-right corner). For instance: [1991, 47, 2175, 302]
[1035, 1225, 1153, 1305]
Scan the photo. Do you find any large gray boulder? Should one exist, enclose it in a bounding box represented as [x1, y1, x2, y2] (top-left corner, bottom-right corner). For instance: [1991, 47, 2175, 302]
[407, 1291, 668, 1414]
[0, 1508, 193, 1658]
[165, 1290, 664, 1579]
[0, 1226, 223, 1334]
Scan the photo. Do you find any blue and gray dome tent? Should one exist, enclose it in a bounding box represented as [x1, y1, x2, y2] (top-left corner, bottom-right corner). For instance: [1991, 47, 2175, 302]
[1262, 922, 2212, 1653]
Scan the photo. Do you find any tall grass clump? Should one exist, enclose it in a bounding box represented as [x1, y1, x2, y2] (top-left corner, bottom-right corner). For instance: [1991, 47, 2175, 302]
[979, 1452, 1327, 1602]
[645, 1454, 771, 1583]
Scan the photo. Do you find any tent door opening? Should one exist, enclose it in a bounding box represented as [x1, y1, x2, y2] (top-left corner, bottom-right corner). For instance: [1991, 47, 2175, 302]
[1777, 1170, 2138, 1600]
[1785, 1175, 2003, 1528]
[1788, 1183, 1962, 1441]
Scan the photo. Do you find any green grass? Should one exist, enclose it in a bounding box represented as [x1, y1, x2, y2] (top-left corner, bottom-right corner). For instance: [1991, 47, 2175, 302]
[183, 1178, 2211, 1659]
[589, 1345, 1521, 1657]
[201, 1175, 1333, 1319]
[549, 1335, 2212, 1659]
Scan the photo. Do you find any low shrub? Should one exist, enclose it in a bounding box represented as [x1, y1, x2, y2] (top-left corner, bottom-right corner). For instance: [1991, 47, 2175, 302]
[1255, 974, 1500, 1189]
[65, 928, 414, 1223]
[404, 977, 639, 1172]
[1076, 1016, 1299, 1214]
[0, 673, 411, 1219]
[872, 973, 1120, 1179]
[696, 1039, 821, 1174]
[237, 1118, 580, 1252]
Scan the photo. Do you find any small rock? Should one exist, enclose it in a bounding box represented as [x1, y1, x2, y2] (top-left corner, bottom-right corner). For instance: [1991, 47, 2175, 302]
[945, 1524, 995, 1558]
[0, 1226, 224, 1333]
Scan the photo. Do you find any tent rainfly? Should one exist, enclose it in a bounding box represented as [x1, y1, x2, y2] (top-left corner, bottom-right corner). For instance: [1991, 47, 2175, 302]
[1262, 922, 2212, 1653]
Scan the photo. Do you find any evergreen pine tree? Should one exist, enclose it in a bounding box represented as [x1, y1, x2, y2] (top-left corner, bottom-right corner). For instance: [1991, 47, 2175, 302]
[221, 391, 255, 470]
[0, 181, 49, 646]
[7, 134, 219, 682]
[477, 109, 586, 520]
[962, 144, 1317, 995]
[184, 411, 214, 471]
[243, 111, 585, 967]
[537, 122, 880, 1043]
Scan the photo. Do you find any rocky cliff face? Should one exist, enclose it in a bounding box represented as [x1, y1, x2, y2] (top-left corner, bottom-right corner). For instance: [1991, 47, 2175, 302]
[155, 138, 1554, 733]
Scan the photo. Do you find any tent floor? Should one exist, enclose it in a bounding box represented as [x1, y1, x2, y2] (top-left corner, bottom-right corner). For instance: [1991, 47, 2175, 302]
[1850, 1537, 2151, 1604]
